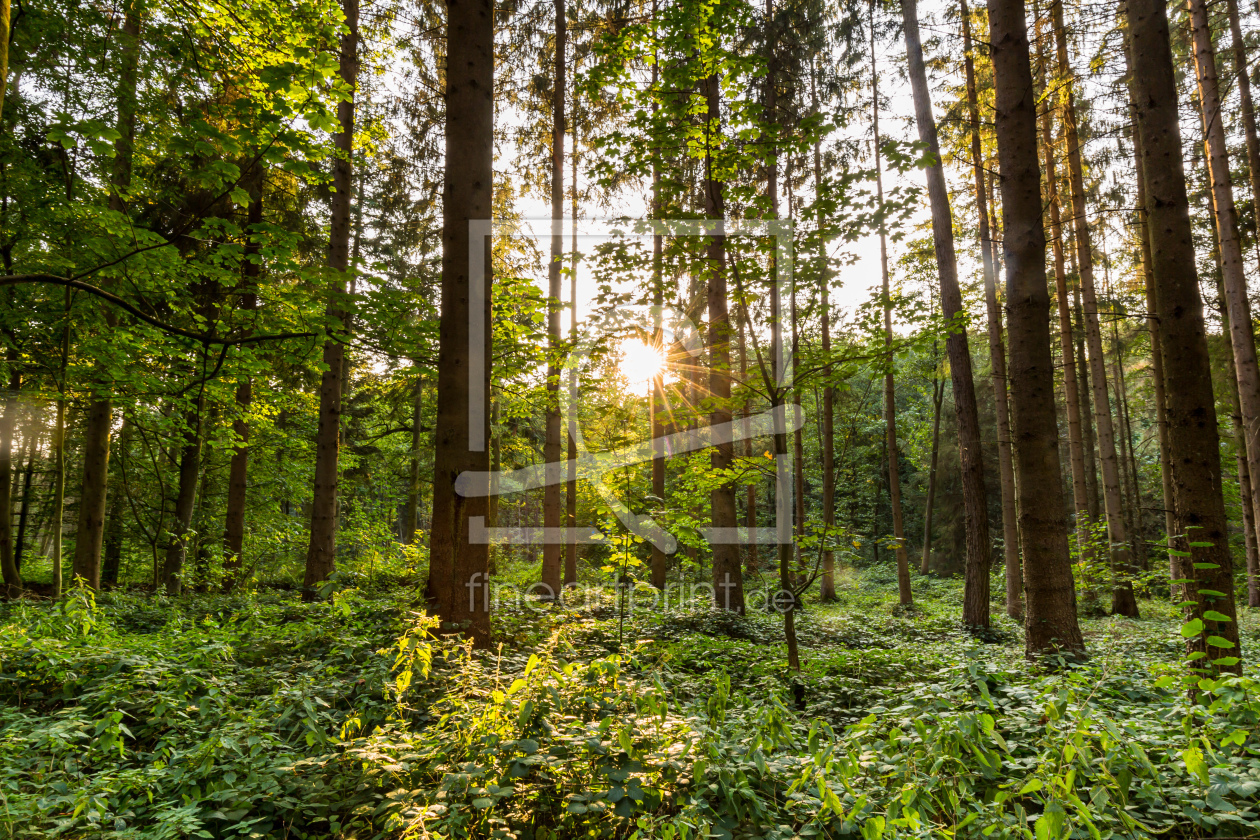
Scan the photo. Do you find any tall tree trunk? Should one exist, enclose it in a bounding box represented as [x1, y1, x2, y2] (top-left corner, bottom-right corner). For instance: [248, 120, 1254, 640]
[540, 0, 566, 599]
[1109, 318, 1148, 571]
[706, 71, 743, 614]
[1072, 279, 1100, 520]
[1128, 0, 1240, 671]
[222, 179, 263, 589]
[12, 422, 36, 573]
[963, 0, 1019, 617]
[870, 34, 910, 604]
[0, 0, 10, 122]
[1129, 101, 1177, 592]
[303, 0, 359, 600]
[101, 415, 131, 587]
[74, 0, 141, 590]
[403, 372, 424, 544]
[647, 12, 666, 591]
[920, 373, 944, 574]
[1225, 0, 1260, 285]
[0, 370, 20, 596]
[567, 153, 580, 587]
[901, 0, 989, 626]
[764, 0, 798, 667]
[813, 59, 836, 602]
[429, 0, 494, 642]
[1188, 0, 1260, 624]
[1050, 0, 1138, 617]
[1034, 7, 1092, 560]
[162, 403, 204, 594]
[1219, 287, 1260, 608]
[737, 302, 758, 576]
[988, 0, 1085, 658]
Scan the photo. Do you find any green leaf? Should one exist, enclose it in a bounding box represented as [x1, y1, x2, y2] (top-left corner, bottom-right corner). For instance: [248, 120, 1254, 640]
[1183, 745, 1210, 785]
[1206, 636, 1235, 649]
[1202, 611, 1232, 622]
[1181, 618, 1205, 638]
[1018, 779, 1043, 795]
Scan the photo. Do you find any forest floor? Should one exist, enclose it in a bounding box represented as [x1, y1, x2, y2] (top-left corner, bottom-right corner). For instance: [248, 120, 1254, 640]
[2, 565, 1259, 840]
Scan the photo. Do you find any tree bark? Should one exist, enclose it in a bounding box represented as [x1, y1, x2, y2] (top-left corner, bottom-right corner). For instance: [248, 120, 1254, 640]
[1225, 0, 1260, 291]
[303, 0, 359, 600]
[705, 71, 743, 614]
[12, 421, 37, 573]
[1129, 100, 1177, 593]
[920, 373, 944, 574]
[101, 415, 130, 587]
[1049, 0, 1138, 617]
[869, 36, 910, 604]
[813, 59, 836, 602]
[0, 370, 20, 597]
[1034, 9, 1091, 561]
[541, 0, 566, 599]
[222, 179, 263, 589]
[1128, 0, 1240, 670]
[163, 404, 204, 594]
[1219, 289, 1260, 609]
[74, 1, 141, 590]
[567, 153, 580, 587]
[901, 0, 988, 626]
[429, 0, 494, 643]
[403, 372, 424, 544]
[963, 0, 1019, 617]
[988, 0, 1084, 658]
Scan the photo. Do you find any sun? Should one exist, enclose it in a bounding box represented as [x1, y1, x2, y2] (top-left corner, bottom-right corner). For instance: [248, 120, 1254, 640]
[619, 339, 665, 388]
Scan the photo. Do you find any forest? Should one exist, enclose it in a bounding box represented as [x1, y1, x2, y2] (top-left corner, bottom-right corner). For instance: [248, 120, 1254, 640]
[3, 0, 1260, 834]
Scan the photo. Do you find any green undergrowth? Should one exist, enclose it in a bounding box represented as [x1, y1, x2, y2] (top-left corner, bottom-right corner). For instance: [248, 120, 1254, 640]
[2, 569, 1259, 839]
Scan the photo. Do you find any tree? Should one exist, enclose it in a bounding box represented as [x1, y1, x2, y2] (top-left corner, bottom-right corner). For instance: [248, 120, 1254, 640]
[987, 0, 1084, 658]
[303, 0, 360, 600]
[1127, 0, 1240, 671]
[960, 0, 1019, 617]
[1049, 0, 1137, 618]
[428, 0, 494, 643]
[900, 0, 989, 628]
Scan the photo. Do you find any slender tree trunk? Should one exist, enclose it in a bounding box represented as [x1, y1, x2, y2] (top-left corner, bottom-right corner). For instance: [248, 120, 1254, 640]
[222, 181, 262, 588]
[0, 0, 10, 123]
[813, 60, 836, 602]
[737, 303, 758, 577]
[162, 402, 204, 594]
[1219, 289, 1260, 608]
[649, 26, 666, 590]
[764, 0, 798, 666]
[75, 0, 141, 590]
[1050, 0, 1137, 617]
[0, 371, 20, 596]
[901, 0, 988, 626]
[1225, 0, 1260, 286]
[101, 416, 131, 587]
[541, 0, 566, 599]
[304, 0, 359, 599]
[869, 30, 910, 604]
[1034, 9, 1091, 558]
[1129, 106, 1177, 592]
[1128, 0, 1240, 670]
[706, 71, 743, 614]
[429, 0, 494, 642]
[403, 372, 424, 544]
[920, 374, 944, 574]
[1187, 0, 1260, 626]
[12, 423, 36, 573]
[1073, 279, 1100, 521]
[567, 158, 580, 586]
[1110, 319, 1148, 571]
[963, 0, 1019, 617]
[988, 0, 1084, 658]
